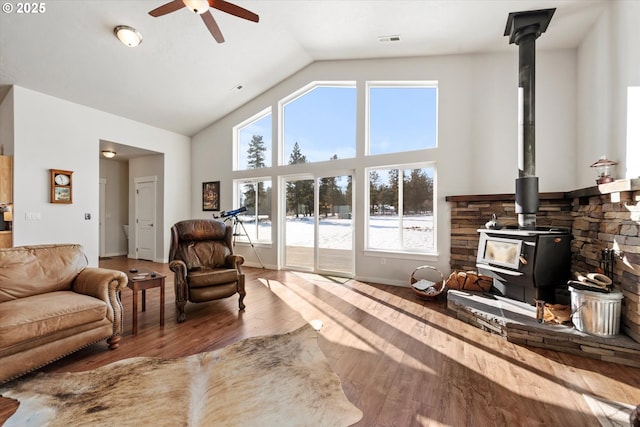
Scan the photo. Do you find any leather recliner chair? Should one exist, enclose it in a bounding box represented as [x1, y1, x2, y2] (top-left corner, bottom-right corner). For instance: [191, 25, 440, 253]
[169, 219, 246, 323]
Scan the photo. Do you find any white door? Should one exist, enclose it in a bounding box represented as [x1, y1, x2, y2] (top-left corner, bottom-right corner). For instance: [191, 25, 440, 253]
[135, 178, 156, 261]
[99, 179, 106, 257]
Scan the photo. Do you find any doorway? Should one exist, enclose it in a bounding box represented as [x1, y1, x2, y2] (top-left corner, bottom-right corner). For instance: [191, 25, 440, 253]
[282, 173, 353, 275]
[99, 178, 106, 257]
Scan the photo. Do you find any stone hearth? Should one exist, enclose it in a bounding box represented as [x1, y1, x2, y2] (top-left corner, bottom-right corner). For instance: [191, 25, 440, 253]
[447, 290, 640, 368]
[446, 179, 640, 344]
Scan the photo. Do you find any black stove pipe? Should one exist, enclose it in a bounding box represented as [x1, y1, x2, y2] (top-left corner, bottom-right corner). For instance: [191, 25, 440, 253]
[504, 9, 555, 230]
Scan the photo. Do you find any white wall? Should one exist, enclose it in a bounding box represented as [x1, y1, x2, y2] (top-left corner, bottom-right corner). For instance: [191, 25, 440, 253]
[7, 86, 191, 265]
[469, 50, 577, 193]
[577, 0, 640, 185]
[192, 50, 579, 285]
[611, 0, 640, 179]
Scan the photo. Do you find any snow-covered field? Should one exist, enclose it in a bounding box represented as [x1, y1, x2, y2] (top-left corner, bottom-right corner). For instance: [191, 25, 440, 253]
[238, 215, 434, 250]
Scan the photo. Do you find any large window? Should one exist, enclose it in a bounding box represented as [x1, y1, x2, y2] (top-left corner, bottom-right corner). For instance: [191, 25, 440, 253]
[231, 80, 440, 265]
[282, 84, 356, 164]
[234, 178, 272, 244]
[367, 165, 435, 252]
[235, 108, 272, 171]
[368, 83, 437, 155]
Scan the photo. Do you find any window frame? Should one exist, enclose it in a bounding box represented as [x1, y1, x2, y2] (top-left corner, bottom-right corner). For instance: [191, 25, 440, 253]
[233, 177, 273, 245]
[278, 81, 357, 166]
[365, 162, 437, 256]
[365, 81, 439, 156]
[233, 107, 272, 171]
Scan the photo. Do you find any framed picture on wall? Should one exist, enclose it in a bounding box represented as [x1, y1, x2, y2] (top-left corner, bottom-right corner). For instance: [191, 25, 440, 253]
[50, 169, 73, 204]
[202, 181, 220, 211]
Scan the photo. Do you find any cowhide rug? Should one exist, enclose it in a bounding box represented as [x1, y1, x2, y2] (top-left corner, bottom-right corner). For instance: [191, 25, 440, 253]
[0, 324, 362, 427]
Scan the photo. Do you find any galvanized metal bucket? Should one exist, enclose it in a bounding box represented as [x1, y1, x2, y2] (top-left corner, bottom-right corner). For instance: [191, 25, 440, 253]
[569, 286, 623, 337]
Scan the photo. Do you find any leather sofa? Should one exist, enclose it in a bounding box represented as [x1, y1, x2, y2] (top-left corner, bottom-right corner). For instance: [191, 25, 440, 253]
[0, 244, 128, 383]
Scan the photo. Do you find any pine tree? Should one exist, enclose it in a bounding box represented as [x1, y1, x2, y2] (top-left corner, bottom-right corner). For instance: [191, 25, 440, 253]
[288, 142, 306, 165]
[319, 155, 340, 217]
[247, 135, 266, 169]
[286, 143, 312, 217]
[243, 135, 267, 215]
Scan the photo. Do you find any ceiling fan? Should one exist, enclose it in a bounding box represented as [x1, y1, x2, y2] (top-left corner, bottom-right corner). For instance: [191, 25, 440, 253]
[149, 0, 259, 43]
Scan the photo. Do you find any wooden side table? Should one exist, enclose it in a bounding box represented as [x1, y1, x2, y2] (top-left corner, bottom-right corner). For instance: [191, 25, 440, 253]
[126, 268, 166, 334]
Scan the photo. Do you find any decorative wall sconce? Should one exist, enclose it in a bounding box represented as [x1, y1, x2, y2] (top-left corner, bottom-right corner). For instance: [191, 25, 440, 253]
[590, 156, 618, 185]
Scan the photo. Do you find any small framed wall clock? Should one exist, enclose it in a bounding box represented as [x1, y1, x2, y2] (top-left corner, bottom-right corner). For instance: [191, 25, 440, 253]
[50, 169, 73, 204]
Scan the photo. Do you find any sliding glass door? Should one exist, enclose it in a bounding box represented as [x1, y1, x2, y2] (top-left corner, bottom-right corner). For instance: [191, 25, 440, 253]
[284, 177, 315, 270]
[282, 173, 353, 275]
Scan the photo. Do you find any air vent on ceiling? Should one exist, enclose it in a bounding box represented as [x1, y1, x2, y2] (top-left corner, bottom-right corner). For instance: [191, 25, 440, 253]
[378, 35, 401, 43]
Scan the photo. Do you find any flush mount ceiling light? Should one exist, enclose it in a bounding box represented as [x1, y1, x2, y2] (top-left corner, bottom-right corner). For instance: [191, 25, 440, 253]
[102, 150, 116, 159]
[114, 25, 143, 47]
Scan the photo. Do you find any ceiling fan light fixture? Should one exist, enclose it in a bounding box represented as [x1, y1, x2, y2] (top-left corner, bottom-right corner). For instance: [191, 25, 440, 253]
[114, 25, 142, 47]
[183, 0, 209, 14]
[102, 150, 117, 159]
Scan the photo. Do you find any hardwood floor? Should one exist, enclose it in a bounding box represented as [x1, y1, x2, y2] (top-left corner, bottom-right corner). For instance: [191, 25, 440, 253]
[2, 256, 640, 426]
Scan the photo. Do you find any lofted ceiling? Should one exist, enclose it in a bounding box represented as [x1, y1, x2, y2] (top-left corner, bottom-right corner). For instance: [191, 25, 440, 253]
[0, 0, 607, 137]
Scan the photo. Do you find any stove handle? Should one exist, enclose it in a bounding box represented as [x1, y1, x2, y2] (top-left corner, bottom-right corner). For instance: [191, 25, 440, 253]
[476, 264, 524, 276]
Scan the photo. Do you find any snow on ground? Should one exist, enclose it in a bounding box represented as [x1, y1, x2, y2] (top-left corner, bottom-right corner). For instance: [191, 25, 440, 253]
[238, 215, 434, 250]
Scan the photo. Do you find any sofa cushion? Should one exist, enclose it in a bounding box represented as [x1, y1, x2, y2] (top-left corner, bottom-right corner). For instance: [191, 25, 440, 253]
[0, 291, 107, 348]
[0, 244, 88, 303]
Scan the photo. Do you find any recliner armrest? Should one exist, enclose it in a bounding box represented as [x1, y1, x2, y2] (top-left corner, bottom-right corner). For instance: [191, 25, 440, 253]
[225, 254, 244, 272]
[169, 259, 187, 274]
[170, 259, 189, 323]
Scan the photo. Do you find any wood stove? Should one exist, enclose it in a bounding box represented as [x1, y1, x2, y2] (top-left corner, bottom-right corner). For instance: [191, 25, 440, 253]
[476, 227, 571, 304]
[475, 9, 573, 304]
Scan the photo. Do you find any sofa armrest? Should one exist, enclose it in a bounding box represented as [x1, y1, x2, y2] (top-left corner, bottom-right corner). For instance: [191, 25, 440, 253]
[73, 268, 128, 336]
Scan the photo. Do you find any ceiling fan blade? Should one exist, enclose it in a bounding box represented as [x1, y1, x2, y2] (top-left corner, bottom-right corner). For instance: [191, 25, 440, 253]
[149, 0, 185, 17]
[209, 0, 259, 22]
[201, 11, 225, 43]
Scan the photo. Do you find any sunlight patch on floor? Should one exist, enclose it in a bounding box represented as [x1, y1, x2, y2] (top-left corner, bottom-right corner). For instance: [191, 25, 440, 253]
[582, 393, 635, 427]
[415, 414, 452, 426]
[266, 275, 441, 375]
[292, 271, 351, 285]
[256, 277, 379, 354]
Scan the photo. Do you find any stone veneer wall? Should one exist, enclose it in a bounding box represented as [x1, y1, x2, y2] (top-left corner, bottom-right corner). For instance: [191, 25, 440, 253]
[446, 180, 640, 344]
[569, 183, 640, 343]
